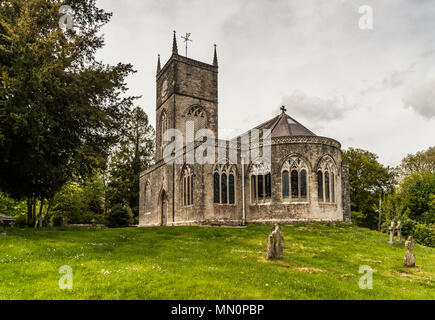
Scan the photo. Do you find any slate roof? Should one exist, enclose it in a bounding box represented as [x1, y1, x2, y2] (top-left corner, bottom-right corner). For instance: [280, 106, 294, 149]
[252, 110, 316, 138]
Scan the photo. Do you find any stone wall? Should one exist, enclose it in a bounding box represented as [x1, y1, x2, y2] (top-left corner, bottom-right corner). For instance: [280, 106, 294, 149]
[139, 136, 347, 227]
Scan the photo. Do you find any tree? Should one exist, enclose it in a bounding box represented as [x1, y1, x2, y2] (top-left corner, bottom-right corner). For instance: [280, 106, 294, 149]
[399, 172, 435, 224]
[50, 172, 106, 225]
[106, 107, 154, 217]
[399, 146, 435, 177]
[343, 148, 396, 229]
[0, 0, 136, 225]
[106, 204, 132, 228]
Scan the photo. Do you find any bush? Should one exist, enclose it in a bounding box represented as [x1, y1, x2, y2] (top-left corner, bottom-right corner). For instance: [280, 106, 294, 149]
[351, 212, 367, 227]
[106, 204, 132, 228]
[15, 215, 27, 228]
[411, 222, 435, 247]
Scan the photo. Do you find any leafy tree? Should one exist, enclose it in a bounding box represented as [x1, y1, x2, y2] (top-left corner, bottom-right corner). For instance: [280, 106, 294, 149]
[106, 204, 132, 228]
[399, 172, 435, 224]
[106, 107, 154, 217]
[50, 172, 106, 225]
[0, 192, 26, 217]
[343, 148, 396, 229]
[0, 0, 136, 225]
[399, 146, 435, 177]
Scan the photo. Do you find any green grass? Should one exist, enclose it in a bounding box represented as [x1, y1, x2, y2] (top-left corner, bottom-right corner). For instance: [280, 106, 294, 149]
[0, 223, 434, 300]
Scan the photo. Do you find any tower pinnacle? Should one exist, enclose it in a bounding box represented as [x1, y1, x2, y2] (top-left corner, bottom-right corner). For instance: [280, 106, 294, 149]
[213, 44, 218, 67]
[157, 54, 161, 73]
[172, 30, 178, 55]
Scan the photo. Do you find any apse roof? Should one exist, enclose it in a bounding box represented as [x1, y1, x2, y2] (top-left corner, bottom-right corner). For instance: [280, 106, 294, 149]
[253, 109, 316, 138]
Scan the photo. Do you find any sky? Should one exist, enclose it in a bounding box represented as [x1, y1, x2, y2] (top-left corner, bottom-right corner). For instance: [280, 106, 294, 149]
[95, 0, 435, 167]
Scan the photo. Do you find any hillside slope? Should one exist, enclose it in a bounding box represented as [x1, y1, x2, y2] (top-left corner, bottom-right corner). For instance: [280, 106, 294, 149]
[0, 223, 434, 299]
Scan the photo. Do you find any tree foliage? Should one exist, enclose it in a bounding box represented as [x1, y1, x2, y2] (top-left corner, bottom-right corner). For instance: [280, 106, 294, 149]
[106, 204, 132, 228]
[343, 148, 396, 229]
[0, 0, 136, 225]
[106, 107, 154, 217]
[399, 146, 435, 177]
[398, 172, 435, 224]
[50, 172, 106, 225]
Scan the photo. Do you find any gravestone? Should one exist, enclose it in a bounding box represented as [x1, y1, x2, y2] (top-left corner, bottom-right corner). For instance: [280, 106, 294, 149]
[267, 224, 284, 260]
[404, 236, 416, 267]
[60, 216, 69, 227]
[388, 221, 395, 245]
[396, 220, 402, 242]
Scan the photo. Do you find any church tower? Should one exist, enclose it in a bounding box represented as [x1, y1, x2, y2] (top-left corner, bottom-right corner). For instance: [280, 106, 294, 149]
[155, 31, 219, 161]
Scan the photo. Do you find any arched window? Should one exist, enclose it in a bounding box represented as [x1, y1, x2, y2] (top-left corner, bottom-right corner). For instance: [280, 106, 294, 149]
[317, 156, 337, 203]
[144, 181, 151, 213]
[213, 164, 236, 205]
[229, 174, 235, 204]
[182, 166, 193, 206]
[325, 171, 330, 202]
[291, 170, 298, 198]
[160, 110, 168, 157]
[213, 172, 220, 203]
[300, 170, 307, 199]
[221, 173, 228, 204]
[331, 173, 335, 202]
[251, 175, 257, 201]
[281, 156, 309, 202]
[317, 171, 323, 201]
[186, 105, 208, 134]
[250, 161, 271, 203]
[282, 171, 289, 198]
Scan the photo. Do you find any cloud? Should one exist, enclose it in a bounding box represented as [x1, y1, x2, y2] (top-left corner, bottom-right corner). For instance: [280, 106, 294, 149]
[281, 91, 355, 123]
[403, 77, 435, 118]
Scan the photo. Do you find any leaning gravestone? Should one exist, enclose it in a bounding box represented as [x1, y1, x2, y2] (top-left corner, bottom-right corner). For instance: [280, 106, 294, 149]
[404, 236, 416, 268]
[267, 224, 284, 260]
[388, 221, 395, 245]
[396, 220, 402, 242]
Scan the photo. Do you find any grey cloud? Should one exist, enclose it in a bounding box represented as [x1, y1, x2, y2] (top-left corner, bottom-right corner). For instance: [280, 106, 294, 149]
[403, 78, 435, 118]
[281, 91, 354, 123]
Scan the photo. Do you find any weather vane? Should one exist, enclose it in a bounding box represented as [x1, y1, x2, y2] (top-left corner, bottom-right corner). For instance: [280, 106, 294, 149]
[181, 33, 193, 57]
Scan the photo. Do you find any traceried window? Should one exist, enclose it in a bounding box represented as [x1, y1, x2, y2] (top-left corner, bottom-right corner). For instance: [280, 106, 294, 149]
[317, 156, 337, 203]
[186, 105, 208, 135]
[182, 166, 193, 206]
[213, 164, 236, 205]
[281, 156, 309, 202]
[250, 161, 271, 204]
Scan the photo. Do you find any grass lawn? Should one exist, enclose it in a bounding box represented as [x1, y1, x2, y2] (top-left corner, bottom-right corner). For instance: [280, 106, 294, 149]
[0, 223, 434, 300]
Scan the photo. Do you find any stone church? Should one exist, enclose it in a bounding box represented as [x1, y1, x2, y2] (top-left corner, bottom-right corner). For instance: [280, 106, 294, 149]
[139, 32, 351, 227]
